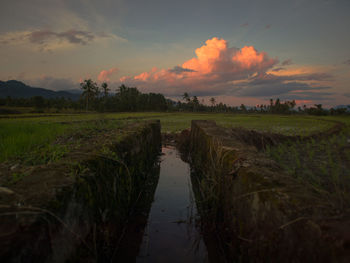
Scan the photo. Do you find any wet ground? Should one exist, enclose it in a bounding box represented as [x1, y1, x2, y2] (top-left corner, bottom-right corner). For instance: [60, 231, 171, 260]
[137, 146, 208, 263]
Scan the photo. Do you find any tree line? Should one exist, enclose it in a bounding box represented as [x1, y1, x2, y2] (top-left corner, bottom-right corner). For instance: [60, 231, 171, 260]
[0, 79, 349, 116]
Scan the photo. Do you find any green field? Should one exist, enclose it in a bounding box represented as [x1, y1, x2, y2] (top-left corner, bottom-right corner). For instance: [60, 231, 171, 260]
[0, 112, 348, 162]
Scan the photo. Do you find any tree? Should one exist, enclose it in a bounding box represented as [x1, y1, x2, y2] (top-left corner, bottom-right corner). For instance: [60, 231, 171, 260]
[101, 82, 110, 97]
[192, 96, 199, 111]
[210, 97, 216, 107]
[182, 92, 191, 103]
[117, 84, 141, 111]
[33, 96, 45, 111]
[240, 104, 247, 112]
[80, 79, 98, 111]
[314, 104, 323, 110]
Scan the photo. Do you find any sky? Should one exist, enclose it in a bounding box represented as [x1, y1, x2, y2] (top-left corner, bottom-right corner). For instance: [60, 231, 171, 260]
[0, 0, 349, 107]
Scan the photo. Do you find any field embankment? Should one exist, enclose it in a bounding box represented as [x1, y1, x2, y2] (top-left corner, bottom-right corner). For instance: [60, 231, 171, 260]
[187, 119, 350, 262]
[0, 113, 338, 163]
[0, 120, 161, 262]
[0, 112, 348, 262]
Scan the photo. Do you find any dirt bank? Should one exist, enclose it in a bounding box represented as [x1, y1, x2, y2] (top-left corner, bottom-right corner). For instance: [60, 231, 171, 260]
[187, 120, 350, 263]
[0, 120, 161, 262]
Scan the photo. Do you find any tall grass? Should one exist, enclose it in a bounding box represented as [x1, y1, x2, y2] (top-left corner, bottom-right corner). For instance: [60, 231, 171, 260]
[265, 126, 350, 210]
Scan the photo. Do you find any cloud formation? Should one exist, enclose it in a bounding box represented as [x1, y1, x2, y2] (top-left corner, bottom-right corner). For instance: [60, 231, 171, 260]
[121, 37, 278, 96]
[168, 66, 196, 74]
[26, 76, 78, 91]
[271, 67, 285, 72]
[98, 67, 119, 82]
[0, 29, 126, 51]
[119, 37, 335, 103]
[281, 59, 293, 66]
[28, 30, 94, 45]
[233, 71, 334, 101]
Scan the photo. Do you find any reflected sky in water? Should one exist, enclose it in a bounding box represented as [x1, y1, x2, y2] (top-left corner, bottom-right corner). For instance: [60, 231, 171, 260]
[137, 146, 208, 263]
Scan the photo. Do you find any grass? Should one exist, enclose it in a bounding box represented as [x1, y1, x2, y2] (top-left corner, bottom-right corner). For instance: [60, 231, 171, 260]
[0, 117, 127, 163]
[265, 125, 350, 210]
[0, 120, 69, 162]
[0, 112, 342, 163]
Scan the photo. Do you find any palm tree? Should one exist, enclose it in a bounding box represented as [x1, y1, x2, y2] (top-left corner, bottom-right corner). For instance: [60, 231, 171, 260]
[182, 92, 191, 103]
[80, 79, 98, 111]
[210, 97, 216, 107]
[101, 82, 110, 97]
[192, 96, 199, 112]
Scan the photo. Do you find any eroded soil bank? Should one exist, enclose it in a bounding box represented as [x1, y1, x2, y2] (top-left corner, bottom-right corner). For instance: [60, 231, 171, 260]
[0, 120, 161, 262]
[1, 117, 348, 262]
[185, 120, 350, 262]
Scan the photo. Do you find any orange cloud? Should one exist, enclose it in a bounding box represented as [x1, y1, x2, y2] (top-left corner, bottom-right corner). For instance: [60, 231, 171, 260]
[118, 37, 334, 104]
[120, 37, 277, 96]
[233, 46, 266, 69]
[182, 37, 228, 74]
[98, 67, 118, 82]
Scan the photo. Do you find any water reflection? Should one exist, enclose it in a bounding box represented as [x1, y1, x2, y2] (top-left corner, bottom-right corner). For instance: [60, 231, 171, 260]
[137, 146, 208, 263]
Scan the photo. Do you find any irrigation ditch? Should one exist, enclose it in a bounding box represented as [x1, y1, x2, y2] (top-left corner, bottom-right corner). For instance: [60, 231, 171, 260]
[0, 118, 349, 262]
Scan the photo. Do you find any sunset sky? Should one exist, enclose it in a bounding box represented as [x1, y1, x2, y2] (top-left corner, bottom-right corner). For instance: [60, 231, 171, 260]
[1, 0, 349, 107]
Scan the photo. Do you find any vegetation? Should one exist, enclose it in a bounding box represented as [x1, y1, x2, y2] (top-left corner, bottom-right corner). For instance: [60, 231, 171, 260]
[0, 89, 349, 261]
[265, 125, 350, 210]
[0, 118, 127, 163]
[1, 79, 349, 115]
[80, 79, 99, 111]
[0, 112, 344, 197]
[0, 120, 69, 162]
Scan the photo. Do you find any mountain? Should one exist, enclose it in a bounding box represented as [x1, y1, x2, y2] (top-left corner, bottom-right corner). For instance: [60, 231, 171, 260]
[59, 89, 83, 95]
[334, 104, 350, 109]
[0, 80, 80, 100]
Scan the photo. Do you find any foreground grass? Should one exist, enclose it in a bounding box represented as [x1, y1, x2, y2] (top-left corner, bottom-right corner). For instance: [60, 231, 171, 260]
[0, 112, 344, 163]
[265, 124, 350, 210]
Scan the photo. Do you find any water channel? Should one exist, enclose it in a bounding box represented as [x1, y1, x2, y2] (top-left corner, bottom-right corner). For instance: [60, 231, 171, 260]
[137, 146, 209, 262]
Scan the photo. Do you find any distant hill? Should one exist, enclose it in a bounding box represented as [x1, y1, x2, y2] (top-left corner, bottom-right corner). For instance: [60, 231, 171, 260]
[59, 89, 83, 95]
[335, 105, 350, 110]
[0, 80, 80, 100]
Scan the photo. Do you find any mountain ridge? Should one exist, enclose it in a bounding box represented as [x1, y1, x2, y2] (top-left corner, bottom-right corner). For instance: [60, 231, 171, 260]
[0, 80, 80, 100]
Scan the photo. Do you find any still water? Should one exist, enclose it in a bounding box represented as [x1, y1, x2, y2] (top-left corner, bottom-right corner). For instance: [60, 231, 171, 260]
[137, 146, 208, 263]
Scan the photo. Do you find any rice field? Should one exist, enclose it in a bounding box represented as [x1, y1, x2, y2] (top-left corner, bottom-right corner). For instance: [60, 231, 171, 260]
[0, 112, 347, 162]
